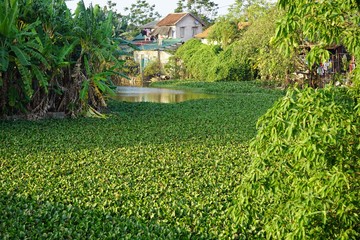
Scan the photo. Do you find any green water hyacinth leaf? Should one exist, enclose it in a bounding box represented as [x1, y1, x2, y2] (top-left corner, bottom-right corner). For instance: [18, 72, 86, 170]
[0, 81, 284, 239]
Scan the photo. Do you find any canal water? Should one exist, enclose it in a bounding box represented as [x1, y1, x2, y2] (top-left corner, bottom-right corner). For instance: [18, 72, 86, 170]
[114, 86, 214, 103]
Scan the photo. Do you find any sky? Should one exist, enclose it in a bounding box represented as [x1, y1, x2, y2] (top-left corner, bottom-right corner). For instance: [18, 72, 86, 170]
[65, 0, 237, 17]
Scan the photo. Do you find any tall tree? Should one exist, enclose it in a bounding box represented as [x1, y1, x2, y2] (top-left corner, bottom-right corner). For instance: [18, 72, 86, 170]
[207, 17, 240, 48]
[227, 0, 272, 22]
[174, 0, 218, 24]
[124, 0, 161, 38]
[102, 1, 128, 37]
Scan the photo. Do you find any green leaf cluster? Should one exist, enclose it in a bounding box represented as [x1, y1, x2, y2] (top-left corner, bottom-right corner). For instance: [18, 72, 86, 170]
[232, 85, 360, 238]
[175, 39, 252, 82]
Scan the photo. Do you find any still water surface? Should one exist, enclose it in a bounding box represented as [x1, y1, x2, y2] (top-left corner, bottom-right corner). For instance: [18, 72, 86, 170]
[114, 86, 214, 103]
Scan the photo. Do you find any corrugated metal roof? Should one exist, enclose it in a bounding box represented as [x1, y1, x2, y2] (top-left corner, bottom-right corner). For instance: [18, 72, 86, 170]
[133, 39, 183, 51]
[140, 20, 159, 29]
[151, 26, 171, 36]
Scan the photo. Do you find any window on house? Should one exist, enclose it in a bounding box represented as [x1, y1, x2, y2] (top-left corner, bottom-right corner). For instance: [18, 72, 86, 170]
[192, 27, 198, 36]
[180, 27, 185, 38]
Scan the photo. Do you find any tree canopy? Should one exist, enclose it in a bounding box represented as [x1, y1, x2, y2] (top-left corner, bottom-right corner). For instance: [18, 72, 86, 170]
[124, 0, 161, 38]
[175, 0, 218, 24]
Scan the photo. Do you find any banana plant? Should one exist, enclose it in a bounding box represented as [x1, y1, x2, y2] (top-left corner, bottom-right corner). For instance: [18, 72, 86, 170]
[0, 0, 128, 117]
[72, 0, 126, 114]
[0, 0, 49, 114]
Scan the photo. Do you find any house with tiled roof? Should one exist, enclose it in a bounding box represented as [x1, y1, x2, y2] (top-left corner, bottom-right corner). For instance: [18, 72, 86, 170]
[151, 12, 205, 41]
[125, 12, 205, 80]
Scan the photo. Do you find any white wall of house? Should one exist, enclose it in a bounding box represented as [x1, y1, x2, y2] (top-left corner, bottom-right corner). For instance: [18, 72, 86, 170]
[134, 50, 172, 66]
[174, 15, 203, 41]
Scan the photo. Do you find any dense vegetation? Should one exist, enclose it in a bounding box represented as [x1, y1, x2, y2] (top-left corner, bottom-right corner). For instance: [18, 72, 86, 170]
[0, 0, 125, 118]
[1, 0, 359, 238]
[230, 0, 360, 238]
[0, 81, 283, 239]
[232, 86, 360, 238]
[173, 3, 293, 84]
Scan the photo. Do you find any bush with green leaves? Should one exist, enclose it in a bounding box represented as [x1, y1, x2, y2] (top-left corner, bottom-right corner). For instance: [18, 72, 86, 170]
[143, 60, 162, 80]
[231, 85, 360, 238]
[175, 38, 253, 82]
[216, 41, 254, 82]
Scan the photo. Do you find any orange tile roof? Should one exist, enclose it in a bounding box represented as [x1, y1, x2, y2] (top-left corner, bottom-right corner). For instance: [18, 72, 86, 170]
[157, 13, 188, 26]
[195, 26, 213, 39]
[238, 22, 251, 30]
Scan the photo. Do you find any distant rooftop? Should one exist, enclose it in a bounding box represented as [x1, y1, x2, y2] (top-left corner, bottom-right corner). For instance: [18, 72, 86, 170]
[195, 26, 213, 39]
[157, 12, 205, 27]
[157, 13, 188, 26]
[133, 38, 183, 51]
[140, 20, 159, 29]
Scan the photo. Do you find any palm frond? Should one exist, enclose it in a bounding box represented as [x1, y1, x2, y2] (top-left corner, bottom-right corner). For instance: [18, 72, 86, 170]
[11, 45, 30, 66]
[25, 45, 50, 69]
[0, 47, 10, 71]
[26, 41, 44, 55]
[83, 55, 91, 77]
[15, 60, 33, 98]
[32, 65, 48, 93]
[80, 79, 89, 101]
[0, 0, 18, 37]
[57, 39, 79, 64]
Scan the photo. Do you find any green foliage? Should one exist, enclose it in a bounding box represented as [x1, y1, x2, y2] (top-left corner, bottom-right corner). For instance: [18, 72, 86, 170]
[216, 42, 253, 82]
[175, 39, 253, 81]
[227, 0, 273, 22]
[175, 6, 289, 83]
[122, 57, 140, 76]
[207, 18, 240, 48]
[164, 56, 183, 79]
[143, 60, 162, 80]
[0, 0, 49, 113]
[124, 0, 161, 38]
[241, 7, 296, 85]
[0, 0, 126, 117]
[0, 81, 283, 239]
[175, 0, 218, 24]
[274, 0, 360, 86]
[232, 86, 360, 238]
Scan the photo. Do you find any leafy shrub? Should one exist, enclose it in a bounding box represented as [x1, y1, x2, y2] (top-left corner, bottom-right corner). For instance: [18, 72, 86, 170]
[164, 56, 183, 79]
[175, 39, 253, 82]
[123, 57, 140, 76]
[231, 85, 360, 238]
[216, 42, 253, 82]
[143, 60, 162, 80]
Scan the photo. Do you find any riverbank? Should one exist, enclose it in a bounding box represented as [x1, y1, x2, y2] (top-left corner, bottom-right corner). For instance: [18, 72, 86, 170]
[0, 81, 284, 238]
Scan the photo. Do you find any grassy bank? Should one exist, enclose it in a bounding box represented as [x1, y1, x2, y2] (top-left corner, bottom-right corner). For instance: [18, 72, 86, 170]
[0, 81, 283, 239]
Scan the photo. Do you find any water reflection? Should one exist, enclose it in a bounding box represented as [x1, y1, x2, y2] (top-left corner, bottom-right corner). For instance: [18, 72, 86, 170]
[113, 86, 214, 103]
